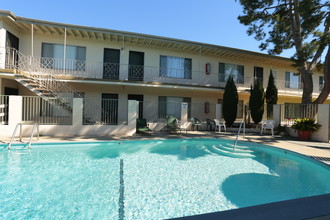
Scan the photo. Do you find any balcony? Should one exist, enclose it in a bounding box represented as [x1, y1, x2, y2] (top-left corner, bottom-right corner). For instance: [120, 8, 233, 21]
[0, 48, 323, 94]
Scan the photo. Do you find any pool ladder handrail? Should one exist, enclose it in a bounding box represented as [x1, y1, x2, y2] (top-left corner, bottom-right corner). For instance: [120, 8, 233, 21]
[234, 120, 244, 151]
[8, 123, 22, 149]
[8, 123, 39, 149]
[27, 123, 39, 149]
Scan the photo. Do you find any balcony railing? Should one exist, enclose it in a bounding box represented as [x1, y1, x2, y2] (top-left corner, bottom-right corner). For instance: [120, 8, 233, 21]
[1, 47, 324, 93]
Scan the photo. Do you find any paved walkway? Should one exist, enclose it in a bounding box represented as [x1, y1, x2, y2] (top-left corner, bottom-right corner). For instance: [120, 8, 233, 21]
[2, 131, 330, 165]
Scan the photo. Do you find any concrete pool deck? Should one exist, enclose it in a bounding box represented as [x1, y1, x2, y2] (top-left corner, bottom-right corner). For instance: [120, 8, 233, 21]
[2, 131, 330, 164]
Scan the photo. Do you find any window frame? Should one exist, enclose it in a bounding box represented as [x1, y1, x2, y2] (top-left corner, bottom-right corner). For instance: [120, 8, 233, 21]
[218, 62, 244, 84]
[41, 43, 86, 71]
[285, 71, 301, 89]
[159, 55, 192, 79]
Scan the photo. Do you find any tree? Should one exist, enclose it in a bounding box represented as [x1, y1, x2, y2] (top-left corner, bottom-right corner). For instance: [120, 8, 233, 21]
[265, 71, 278, 118]
[249, 80, 265, 124]
[223, 76, 238, 127]
[237, 0, 330, 104]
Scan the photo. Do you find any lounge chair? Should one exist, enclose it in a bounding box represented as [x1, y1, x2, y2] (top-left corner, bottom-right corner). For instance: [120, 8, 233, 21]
[191, 118, 202, 131]
[260, 120, 275, 136]
[214, 119, 226, 132]
[165, 115, 180, 133]
[136, 118, 151, 134]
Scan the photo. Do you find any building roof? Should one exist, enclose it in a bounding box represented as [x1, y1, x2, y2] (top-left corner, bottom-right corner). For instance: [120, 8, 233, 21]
[0, 9, 294, 66]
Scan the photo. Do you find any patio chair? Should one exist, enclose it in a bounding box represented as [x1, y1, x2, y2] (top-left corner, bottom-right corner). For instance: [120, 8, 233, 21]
[136, 118, 151, 134]
[260, 120, 275, 136]
[177, 120, 189, 134]
[214, 119, 226, 132]
[165, 115, 180, 133]
[206, 118, 215, 131]
[191, 118, 202, 131]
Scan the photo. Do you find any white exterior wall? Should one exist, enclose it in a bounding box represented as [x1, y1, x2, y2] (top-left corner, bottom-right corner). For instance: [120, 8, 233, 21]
[0, 98, 138, 138]
[0, 20, 6, 69]
[9, 23, 324, 92]
[0, 18, 325, 95]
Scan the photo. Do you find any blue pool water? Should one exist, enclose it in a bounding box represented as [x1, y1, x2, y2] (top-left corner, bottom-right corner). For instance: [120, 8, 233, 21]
[1, 138, 330, 219]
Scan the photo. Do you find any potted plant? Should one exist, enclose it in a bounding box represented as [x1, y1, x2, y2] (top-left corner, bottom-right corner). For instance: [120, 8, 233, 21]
[277, 125, 288, 136]
[291, 118, 321, 140]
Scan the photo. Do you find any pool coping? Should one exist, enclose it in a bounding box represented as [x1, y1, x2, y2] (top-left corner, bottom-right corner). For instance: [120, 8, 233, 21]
[2, 132, 330, 165]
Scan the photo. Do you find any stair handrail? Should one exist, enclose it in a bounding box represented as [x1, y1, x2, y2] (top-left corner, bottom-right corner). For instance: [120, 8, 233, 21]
[234, 121, 244, 151]
[27, 123, 39, 149]
[8, 123, 22, 149]
[6, 47, 110, 124]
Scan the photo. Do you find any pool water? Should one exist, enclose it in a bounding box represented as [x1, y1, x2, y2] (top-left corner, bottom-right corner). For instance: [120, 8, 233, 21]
[1, 138, 330, 219]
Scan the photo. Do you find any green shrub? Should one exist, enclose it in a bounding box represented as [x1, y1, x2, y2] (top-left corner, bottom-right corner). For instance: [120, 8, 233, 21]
[291, 118, 321, 132]
[249, 80, 265, 124]
[265, 71, 278, 118]
[223, 76, 238, 127]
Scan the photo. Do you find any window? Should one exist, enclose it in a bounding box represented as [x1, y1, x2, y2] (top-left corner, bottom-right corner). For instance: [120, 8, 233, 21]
[319, 76, 324, 91]
[219, 63, 244, 83]
[285, 72, 301, 89]
[41, 43, 86, 70]
[158, 96, 191, 119]
[160, 55, 192, 79]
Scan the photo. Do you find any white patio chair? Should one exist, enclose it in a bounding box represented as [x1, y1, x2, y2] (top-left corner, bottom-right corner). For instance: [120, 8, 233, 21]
[177, 120, 190, 134]
[260, 120, 275, 136]
[214, 119, 226, 132]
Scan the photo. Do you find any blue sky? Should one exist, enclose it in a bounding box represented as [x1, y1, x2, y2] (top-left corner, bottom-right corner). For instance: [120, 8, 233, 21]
[2, 0, 295, 58]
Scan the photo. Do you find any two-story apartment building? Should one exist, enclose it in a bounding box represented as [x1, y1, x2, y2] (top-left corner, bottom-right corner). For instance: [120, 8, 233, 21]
[0, 10, 328, 130]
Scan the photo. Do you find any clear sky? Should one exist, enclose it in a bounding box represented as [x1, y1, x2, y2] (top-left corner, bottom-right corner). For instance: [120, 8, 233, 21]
[2, 0, 295, 58]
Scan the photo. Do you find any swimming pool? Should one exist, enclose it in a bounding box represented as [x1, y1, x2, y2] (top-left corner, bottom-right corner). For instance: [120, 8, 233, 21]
[1, 138, 330, 219]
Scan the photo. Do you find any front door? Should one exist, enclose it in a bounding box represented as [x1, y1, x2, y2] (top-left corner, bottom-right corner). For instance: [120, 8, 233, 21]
[6, 31, 19, 68]
[254, 66, 264, 84]
[128, 51, 144, 81]
[103, 48, 120, 80]
[128, 94, 144, 119]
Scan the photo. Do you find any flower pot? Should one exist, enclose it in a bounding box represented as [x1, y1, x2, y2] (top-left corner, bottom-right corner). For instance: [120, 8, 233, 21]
[297, 130, 312, 141]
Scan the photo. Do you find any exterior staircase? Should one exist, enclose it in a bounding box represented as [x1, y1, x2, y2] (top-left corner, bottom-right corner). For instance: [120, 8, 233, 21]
[4, 47, 103, 124]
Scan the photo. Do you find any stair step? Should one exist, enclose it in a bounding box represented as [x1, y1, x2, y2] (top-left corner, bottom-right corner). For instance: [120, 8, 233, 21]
[41, 93, 54, 96]
[210, 145, 255, 158]
[35, 88, 49, 91]
[28, 83, 39, 86]
[218, 144, 253, 153]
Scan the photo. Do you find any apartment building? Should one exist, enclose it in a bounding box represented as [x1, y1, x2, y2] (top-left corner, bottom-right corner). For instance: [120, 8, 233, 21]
[0, 10, 328, 131]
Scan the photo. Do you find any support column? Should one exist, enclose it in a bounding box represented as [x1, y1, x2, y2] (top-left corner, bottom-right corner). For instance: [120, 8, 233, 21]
[181, 102, 188, 123]
[63, 27, 67, 70]
[0, 28, 6, 69]
[312, 104, 330, 142]
[273, 104, 281, 129]
[216, 104, 222, 120]
[127, 100, 138, 136]
[0, 78, 2, 95]
[119, 44, 128, 80]
[72, 98, 83, 128]
[8, 96, 22, 126]
[31, 23, 34, 57]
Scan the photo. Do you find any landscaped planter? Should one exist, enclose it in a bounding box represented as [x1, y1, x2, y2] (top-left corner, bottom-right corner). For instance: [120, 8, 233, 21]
[297, 130, 312, 141]
[291, 118, 321, 141]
